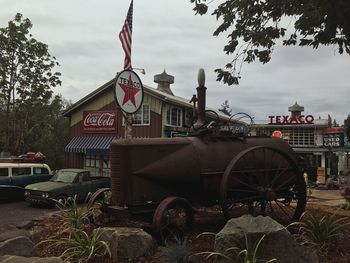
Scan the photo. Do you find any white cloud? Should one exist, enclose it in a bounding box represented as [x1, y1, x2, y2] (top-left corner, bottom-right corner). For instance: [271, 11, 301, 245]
[0, 0, 349, 124]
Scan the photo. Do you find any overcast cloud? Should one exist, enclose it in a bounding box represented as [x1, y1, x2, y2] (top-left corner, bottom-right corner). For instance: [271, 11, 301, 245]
[1, 0, 349, 123]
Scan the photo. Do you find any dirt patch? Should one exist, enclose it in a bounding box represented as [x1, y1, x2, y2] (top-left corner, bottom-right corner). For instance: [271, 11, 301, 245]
[32, 203, 350, 263]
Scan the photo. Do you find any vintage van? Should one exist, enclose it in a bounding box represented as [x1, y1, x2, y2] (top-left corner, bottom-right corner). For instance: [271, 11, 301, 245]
[0, 163, 52, 200]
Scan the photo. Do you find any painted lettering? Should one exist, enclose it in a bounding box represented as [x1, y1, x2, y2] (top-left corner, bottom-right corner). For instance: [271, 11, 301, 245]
[276, 116, 281, 124]
[305, 115, 314, 124]
[268, 114, 314, 125]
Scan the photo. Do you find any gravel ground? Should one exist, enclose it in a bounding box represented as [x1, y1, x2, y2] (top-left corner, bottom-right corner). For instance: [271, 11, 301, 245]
[0, 200, 57, 226]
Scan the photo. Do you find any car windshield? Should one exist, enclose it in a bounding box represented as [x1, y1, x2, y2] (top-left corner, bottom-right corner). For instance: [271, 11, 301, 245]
[50, 170, 77, 183]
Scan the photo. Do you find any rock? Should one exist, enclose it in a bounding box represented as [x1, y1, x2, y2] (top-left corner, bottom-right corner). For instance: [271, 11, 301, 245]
[0, 236, 35, 257]
[215, 215, 318, 263]
[96, 227, 154, 260]
[0, 225, 17, 233]
[16, 220, 36, 230]
[0, 225, 30, 242]
[0, 255, 65, 263]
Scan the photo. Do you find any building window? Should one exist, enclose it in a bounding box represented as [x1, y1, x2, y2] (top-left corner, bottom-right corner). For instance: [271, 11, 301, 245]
[84, 155, 110, 177]
[166, 106, 182, 127]
[131, 105, 150, 125]
[257, 127, 315, 147]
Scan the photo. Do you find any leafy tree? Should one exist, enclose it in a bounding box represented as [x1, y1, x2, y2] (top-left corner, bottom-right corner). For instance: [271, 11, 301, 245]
[0, 13, 61, 153]
[0, 13, 68, 169]
[345, 115, 350, 140]
[16, 95, 71, 169]
[191, 0, 350, 85]
[332, 119, 339, 127]
[218, 99, 232, 116]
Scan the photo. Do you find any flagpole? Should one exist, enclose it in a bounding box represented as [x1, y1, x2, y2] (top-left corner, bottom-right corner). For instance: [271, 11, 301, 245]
[119, 0, 134, 139]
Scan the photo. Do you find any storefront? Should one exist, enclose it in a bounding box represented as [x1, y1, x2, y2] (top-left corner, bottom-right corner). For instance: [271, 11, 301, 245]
[251, 102, 329, 182]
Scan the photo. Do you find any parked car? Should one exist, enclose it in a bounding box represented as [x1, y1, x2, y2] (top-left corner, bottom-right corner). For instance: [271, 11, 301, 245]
[0, 162, 52, 201]
[24, 168, 110, 205]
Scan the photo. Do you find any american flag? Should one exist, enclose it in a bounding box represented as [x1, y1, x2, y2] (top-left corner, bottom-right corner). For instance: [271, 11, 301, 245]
[119, 0, 133, 69]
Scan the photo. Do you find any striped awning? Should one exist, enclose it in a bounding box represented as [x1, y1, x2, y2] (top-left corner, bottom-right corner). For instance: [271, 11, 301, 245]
[65, 135, 116, 155]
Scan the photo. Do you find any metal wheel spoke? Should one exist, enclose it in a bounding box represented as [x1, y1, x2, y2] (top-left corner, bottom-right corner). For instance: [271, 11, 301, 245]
[268, 201, 277, 218]
[274, 200, 293, 218]
[226, 194, 262, 204]
[227, 202, 248, 210]
[240, 155, 252, 170]
[270, 167, 289, 187]
[275, 176, 296, 191]
[231, 175, 258, 190]
[228, 188, 257, 193]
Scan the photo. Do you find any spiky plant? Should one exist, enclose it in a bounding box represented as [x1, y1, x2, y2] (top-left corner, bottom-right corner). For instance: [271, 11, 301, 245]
[291, 213, 350, 249]
[196, 233, 276, 263]
[55, 195, 92, 233]
[38, 228, 111, 263]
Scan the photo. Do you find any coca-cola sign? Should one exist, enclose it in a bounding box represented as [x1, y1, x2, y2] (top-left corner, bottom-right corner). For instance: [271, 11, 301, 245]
[83, 111, 117, 133]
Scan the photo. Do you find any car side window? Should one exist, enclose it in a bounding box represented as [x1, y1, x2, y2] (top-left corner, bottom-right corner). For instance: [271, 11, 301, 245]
[78, 172, 90, 182]
[0, 168, 8, 177]
[12, 167, 31, 176]
[34, 167, 49, 175]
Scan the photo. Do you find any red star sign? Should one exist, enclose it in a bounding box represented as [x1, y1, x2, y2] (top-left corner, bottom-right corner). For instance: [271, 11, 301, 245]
[118, 74, 140, 107]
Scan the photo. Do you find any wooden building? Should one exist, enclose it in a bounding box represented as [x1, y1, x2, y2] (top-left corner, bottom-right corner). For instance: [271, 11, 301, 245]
[63, 70, 223, 177]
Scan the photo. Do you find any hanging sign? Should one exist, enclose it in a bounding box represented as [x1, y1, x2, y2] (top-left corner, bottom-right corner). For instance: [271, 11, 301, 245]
[114, 70, 144, 114]
[323, 133, 344, 147]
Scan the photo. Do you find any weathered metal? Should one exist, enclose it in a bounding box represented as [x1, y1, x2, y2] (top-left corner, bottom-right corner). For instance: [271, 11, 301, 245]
[108, 69, 307, 241]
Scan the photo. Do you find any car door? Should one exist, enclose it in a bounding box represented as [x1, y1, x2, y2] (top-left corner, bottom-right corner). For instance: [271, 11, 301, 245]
[0, 168, 11, 185]
[72, 172, 92, 202]
[0, 168, 11, 200]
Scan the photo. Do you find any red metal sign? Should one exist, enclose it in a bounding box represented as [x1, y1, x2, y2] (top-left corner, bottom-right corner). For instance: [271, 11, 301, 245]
[114, 70, 144, 114]
[272, 130, 283, 138]
[83, 111, 117, 133]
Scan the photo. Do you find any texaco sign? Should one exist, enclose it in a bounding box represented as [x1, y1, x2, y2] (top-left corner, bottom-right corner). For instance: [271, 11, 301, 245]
[114, 70, 144, 114]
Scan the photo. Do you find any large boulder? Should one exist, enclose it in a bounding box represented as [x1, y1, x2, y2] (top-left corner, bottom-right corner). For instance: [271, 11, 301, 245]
[96, 227, 154, 260]
[0, 255, 65, 263]
[0, 236, 35, 257]
[0, 225, 30, 242]
[215, 215, 318, 263]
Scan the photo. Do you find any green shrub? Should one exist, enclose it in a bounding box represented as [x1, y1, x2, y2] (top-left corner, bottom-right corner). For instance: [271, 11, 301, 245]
[290, 214, 349, 249]
[38, 228, 111, 263]
[55, 195, 92, 232]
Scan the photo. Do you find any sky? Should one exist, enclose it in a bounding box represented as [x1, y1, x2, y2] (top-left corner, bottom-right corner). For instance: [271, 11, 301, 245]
[0, 0, 349, 124]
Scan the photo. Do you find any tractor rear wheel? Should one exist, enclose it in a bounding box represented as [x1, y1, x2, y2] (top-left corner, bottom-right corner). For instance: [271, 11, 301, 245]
[220, 146, 306, 224]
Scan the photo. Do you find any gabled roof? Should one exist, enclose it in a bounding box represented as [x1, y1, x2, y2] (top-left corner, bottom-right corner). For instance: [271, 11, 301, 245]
[62, 79, 228, 120]
[62, 79, 114, 117]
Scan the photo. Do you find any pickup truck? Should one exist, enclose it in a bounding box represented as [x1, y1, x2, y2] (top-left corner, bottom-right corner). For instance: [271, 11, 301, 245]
[24, 168, 110, 205]
[0, 162, 52, 201]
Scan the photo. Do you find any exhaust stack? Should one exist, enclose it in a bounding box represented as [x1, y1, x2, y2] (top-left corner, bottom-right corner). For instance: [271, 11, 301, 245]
[192, 69, 206, 130]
